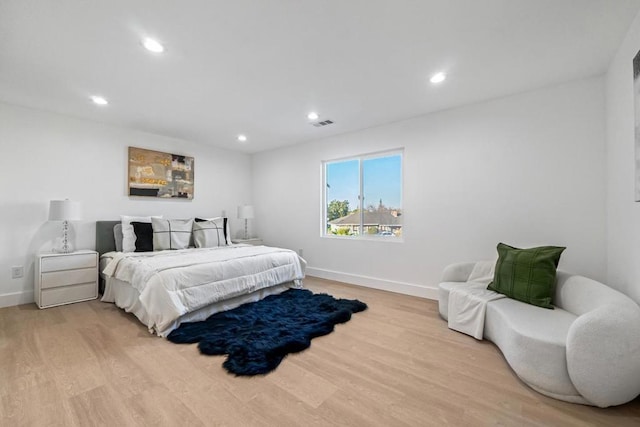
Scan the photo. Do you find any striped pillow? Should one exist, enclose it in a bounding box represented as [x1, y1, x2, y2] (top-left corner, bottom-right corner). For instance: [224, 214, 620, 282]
[487, 242, 565, 309]
[151, 218, 194, 250]
[193, 218, 229, 248]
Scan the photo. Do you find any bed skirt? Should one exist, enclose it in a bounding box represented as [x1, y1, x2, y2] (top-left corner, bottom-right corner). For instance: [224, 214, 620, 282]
[102, 277, 297, 337]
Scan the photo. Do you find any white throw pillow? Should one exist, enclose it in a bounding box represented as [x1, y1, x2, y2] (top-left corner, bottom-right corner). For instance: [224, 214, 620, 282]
[193, 218, 229, 248]
[120, 215, 162, 253]
[152, 218, 194, 250]
[196, 217, 232, 245]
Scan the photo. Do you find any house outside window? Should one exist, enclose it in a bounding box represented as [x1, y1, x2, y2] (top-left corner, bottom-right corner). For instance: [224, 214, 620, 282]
[322, 149, 403, 239]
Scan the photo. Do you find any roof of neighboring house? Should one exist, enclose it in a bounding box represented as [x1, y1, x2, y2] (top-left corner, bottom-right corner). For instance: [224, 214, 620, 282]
[329, 210, 402, 226]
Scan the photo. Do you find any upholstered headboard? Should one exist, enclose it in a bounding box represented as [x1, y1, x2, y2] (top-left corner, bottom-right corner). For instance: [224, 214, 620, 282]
[96, 220, 120, 256]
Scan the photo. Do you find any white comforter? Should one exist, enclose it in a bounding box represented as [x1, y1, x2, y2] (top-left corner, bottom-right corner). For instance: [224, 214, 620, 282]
[102, 245, 305, 333]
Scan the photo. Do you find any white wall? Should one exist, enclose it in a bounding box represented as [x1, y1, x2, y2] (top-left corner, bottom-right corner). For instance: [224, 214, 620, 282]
[0, 102, 252, 307]
[605, 11, 640, 304]
[252, 77, 607, 298]
[0, 74, 612, 306]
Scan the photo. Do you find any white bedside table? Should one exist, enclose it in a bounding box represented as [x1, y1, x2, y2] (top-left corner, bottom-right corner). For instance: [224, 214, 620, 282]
[233, 238, 263, 246]
[35, 250, 98, 308]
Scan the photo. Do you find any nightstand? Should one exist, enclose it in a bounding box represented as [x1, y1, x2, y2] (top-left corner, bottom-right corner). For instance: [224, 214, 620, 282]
[233, 238, 263, 246]
[35, 250, 98, 308]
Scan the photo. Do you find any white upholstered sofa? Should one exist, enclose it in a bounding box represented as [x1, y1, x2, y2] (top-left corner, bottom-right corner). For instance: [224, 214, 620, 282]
[438, 261, 640, 408]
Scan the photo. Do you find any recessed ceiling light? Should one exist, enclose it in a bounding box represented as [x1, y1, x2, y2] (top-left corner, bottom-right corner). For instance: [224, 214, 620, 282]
[142, 37, 165, 53]
[90, 95, 108, 106]
[237, 134, 248, 142]
[307, 112, 319, 120]
[430, 72, 447, 84]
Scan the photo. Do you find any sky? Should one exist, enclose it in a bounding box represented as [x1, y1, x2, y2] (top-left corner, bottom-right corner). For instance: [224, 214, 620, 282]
[325, 154, 402, 211]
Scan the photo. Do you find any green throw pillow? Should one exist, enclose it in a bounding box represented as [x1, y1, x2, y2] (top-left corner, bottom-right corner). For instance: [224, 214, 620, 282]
[487, 243, 565, 309]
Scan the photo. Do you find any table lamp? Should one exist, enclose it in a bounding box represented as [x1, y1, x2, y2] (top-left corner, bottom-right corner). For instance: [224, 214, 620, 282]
[49, 199, 82, 253]
[237, 205, 254, 240]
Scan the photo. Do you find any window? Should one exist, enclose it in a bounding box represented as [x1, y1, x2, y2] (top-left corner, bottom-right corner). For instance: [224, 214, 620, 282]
[323, 150, 403, 239]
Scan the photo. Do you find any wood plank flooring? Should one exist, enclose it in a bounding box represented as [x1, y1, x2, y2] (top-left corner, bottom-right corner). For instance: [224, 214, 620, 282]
[1, 277, 639, 426]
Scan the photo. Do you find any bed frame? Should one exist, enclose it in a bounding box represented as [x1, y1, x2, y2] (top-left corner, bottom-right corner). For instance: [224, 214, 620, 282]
[95, 220, 120, 256]
[95, 220, 120, 294]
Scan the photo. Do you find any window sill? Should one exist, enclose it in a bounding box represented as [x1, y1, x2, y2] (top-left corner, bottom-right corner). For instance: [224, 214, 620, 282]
[321, 234, 404, 243]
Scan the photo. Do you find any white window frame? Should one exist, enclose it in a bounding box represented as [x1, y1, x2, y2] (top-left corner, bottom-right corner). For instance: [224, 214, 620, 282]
[321, 148, 403, 241]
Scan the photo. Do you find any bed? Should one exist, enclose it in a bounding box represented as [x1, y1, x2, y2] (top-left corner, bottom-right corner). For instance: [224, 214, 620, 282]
[96, 220, 306, 337]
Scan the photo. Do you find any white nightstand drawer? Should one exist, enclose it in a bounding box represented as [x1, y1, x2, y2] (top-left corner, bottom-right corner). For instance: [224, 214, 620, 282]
[41, 253, 97, 272]
[40, 282, 97, 308]
[36, 250, 99, 309]
[41, 267, 96, 289]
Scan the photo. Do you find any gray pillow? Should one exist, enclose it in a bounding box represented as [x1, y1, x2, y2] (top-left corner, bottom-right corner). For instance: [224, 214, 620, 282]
[152, 218, 194, 250]
[193, 218, 228, 248]
[113, 223, 124, 252]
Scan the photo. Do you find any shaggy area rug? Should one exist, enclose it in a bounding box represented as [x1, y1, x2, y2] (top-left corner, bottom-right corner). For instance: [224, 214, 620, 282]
[167, 289, 367, 376]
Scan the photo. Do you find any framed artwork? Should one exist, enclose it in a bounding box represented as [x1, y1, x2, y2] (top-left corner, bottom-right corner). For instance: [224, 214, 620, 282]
[634, 50, 640, 201]
[128, 147, 194, 199]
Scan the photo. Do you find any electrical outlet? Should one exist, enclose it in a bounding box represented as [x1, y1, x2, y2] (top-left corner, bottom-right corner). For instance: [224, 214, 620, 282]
[11, 266, 24, 279]
[298, 249, 304, 258]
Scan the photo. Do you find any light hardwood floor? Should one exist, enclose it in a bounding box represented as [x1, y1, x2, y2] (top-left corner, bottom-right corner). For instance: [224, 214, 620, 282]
[1, 277, 639, 426]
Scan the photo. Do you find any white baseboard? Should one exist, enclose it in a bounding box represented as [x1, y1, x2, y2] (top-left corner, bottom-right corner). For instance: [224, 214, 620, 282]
[0, 290, 34, 308]
[0, 273, 437, 308]
[305, 267, 438, 300]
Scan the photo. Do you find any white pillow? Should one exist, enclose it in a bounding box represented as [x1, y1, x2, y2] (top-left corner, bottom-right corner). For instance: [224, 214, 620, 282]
[196, 217, 232, 245]
[152, 218, 194, 250]
[120, 215, 162, 253]
[193, 218, 229, 248]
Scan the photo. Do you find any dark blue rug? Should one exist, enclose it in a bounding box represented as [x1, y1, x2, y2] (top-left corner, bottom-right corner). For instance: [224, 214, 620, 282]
[167, 289, 367, 376]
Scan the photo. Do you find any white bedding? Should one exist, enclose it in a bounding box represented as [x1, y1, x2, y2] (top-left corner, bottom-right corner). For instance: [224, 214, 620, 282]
[101, 245, 306, 336]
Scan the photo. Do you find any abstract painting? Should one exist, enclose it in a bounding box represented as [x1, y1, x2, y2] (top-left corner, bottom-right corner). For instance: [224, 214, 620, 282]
[128, 147, 194, 199]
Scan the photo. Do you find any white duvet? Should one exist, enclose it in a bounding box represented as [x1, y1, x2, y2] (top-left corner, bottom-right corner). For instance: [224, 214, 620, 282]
[102, 245, 305, 334]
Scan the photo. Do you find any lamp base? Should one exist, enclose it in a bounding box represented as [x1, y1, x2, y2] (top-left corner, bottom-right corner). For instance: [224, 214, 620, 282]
[53, 246, 74, 254]
[54, 220, 73, 253]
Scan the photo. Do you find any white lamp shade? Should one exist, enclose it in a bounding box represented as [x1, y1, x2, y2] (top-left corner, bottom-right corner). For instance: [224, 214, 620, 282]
[237, 205, 254, 219]
[49, 200, 82, 221]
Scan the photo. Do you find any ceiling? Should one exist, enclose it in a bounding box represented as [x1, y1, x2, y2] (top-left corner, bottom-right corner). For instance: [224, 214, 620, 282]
[1, 0, 639, 153]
